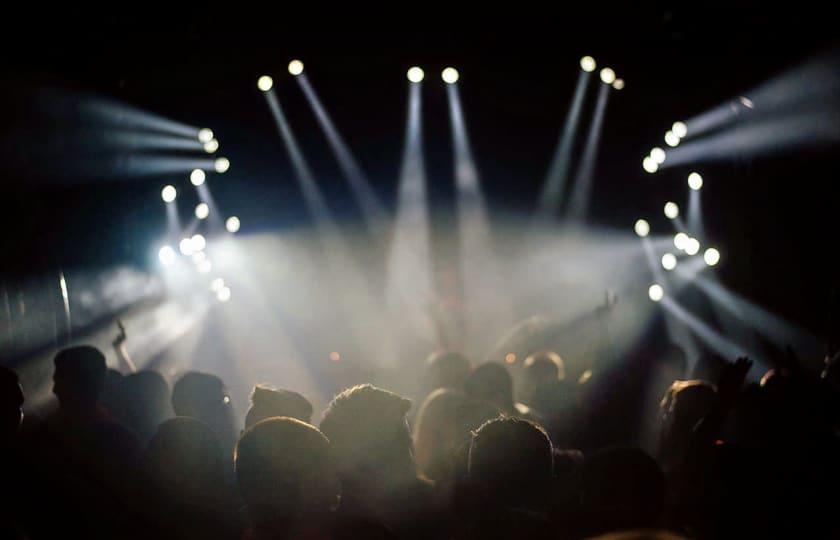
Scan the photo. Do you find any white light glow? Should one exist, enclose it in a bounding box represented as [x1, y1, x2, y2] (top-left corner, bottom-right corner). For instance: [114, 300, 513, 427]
[211, 278, 225, 293]
[442, 67, 459, 84]
[664, 201, 679, 219]
[650, 147, 666, 164]
[203, 139, 219, 153]
[643, 156, 658, 173]
[258, 75, 273, 92]
[190, 169, 206, 186]
[580, 56, 596, 72]
[161, 185, 177, 203]
[288, 60, 304, 76]
[665, 131, 680, 147]
[674, 232, 689, 251]
[198, 128, 214, 143]
[191, 234, 206, 252]
[634, 219, 650, 237]
[158, 246, 176, 266]
[195, 202, 209, 220]
[217, 287, 231, 302]
[704, 247, 721, 266]
[661, 253, 677, 271]
[599, 67, 616, 84]
[179, 238, 194, 256]
[214, 157, 230, 173]
[685, 237, 701, 256]
[649, 284, 664, 302]
[198, 260, 212, 274]
[407, 67, 424, 82]
[688, 172, 703, 190]
[672, 121, 688, 138]
[612, 78, 624, 90]
[192, 251, 206, 264]
[226, 216, 241, 233]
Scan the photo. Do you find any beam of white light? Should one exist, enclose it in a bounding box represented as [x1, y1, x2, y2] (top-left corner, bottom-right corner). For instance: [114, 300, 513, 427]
[536, 70, 592, 218]
[296, 73, 388, 239]
[165, 199, 182, 243]
[566, 83, 610, 222]
[108, 132, 205, 151]
[83, 99, 200, 138]
[114, 156, 215, 177]
[446, 82, 514, 356]
[384, 82, 436, 353]
[687, 188, 705, 237]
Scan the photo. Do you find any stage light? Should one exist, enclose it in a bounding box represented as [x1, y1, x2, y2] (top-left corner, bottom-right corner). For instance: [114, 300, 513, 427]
[195, 202, 209, 220]
[672, 121, 688, 138]
[688, 172, 703, 190]
[407, 66, 424, 83]
[288, 59, 304, 76]
[650, 147, 666, 164]
[329, 351, 341, 362]
[203, 139, 219, 153]
[198, 128, 214, 143]
[217, 286, 231, 302]
[665, 130, 680, 147]
[211, 278, 225, 292]
[612, 78, 624, 90]
[739, 96, 754, 109]
[643, 156, 658, 173]
[649, 284, 664, 302]
[599, 67, 615, 84]
[226, 216, 241, 233]
[161, 185, 177, 203]
[442, 67, 459, 84]
[191, 234, 206, 252]
[192, 251, 206, 264]
[674, 232, 689, 251]
[257, 75, 273, 92]
[580, 56, 596, 72]
[214, 157, 230, 173]
[179, 237, 194, 256]
[664, 201, 679, 219]
[661, 253, 677, 271]
[505, 352, 517, 364]
[634, 219, 650, 237]
[704, 247, 721, 266]
[190, 169, 206, 186]
[158, 245, 176, 266]
[198, 260, 212, 274]
[685, 237, 700, 256]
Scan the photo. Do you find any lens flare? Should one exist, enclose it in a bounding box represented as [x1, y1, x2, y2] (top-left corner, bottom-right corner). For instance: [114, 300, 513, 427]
[643, 156, 658, 173]
[649, 284, 664, 302]
[661, 253, 677, 271]
[198, 128, 214, 143]
[665, 131, 680, 147]
[214, 157, 230, 173]
[288, 60, 304, 76]
[580, 56, 596, 72]
[226, 216, 241, 233]
[158, 245, 176, 266]
[674, 232, 689, 251]
[599, 67, 616, 84]
[704, 247, 721, 266]
[612, 78, 624, 90]
[442, 67, 459, 84]
[672, 121, 688, 138]
[161, 185, 177, 203]
[685, 237, 701, 256]
[179, 238, 194, 256]
[195, 203, 209, 220]
[634, 219, 650, 237]
[407, 67, 424, 83]
[191, 234, 206, 252]
[190, 169, 206, 186]
[664, 201, 679, 219]
[203, 139, 219, 153]
[688, 172, 703, 190]
[650, 147, 666, 164]
[257, 75, 273, 92]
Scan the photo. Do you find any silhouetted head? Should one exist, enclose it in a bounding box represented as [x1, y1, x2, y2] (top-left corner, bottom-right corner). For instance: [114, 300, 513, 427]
[0, 366, 24, 439]
[53, 345, 107, 412]
[236, 417, 338, 529]
[464, 363, 515, 413]
[119, 370, 173, 444]
[171, 371, 236, 452]
[143, 416, 226, 501]
[425, 351, 471, 392]
[659, 380, 717, 462]
[524, 351, 565, 382]
[468, 416, 553, 510]
[320, 384, 413, 484]
[579, 447, 665, 536]
[245, 385, 313, 429]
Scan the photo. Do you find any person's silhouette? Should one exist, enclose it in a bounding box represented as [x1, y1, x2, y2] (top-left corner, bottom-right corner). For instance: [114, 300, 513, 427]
[244, 385, 313, 429]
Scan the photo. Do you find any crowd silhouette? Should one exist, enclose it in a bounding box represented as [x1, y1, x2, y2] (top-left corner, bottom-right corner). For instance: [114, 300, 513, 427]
[1, 326, 839, 539]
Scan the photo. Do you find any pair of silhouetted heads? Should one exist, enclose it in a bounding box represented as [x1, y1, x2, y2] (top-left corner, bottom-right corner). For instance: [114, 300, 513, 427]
[52, 345, 107, 416]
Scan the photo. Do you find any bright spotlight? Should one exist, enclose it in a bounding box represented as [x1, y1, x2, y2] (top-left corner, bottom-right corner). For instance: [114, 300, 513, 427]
[190, 169, 206, 186]
[580, 56, 596, 72]
[158, 245, 176, 266]
[214, 157, 230, 173]
[664, 201, 679, 219]
[650, 147, 666, 164]
[161, 185, 177, 203]
[648, 284, 664, 302]
[612, 78, 625, 90]
[634, 219, 650, 238]
[217, 286, 231, 302]
[226, 216, 241, 233]
[179, 237, 194, 256]
[661, 253, 677, 271]
[198, 128, 214, 143]
[198, 260, 212, 274]
[672, 121, 688, 138]
[643, 156, 658, 173]
[288, 59, 304, 76]
[441, 67, 459, 84]
[599, 67, 616, 84]
[191, 234, 206, 252]
[257, 75, 274, 92]
[688, 172, 703, 190]
[665, 130, 680, 147]
[674, 232, 689, 251]
[685, 237, 701, 256]
[407, 66, 425, 83]
[192, 251, 206, 264]
[211, 278, 225, 293]
[203, 139, 219, 153]
[195, 202, 209, 220]
[704, 247, 721, 266]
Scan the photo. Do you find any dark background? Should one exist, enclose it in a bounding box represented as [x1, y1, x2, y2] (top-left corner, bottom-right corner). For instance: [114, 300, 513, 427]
[1, 4, 838, 343]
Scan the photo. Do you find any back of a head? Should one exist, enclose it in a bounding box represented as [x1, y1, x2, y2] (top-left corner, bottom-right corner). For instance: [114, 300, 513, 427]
[245, 385, 313, 428]
[0, 366, 24, 437]
[121, 370, 173, 440]
[53, 345, 107, 408]
[523, 351, 565, 383]
[320, 384, 412, 479]
[425, 351, 471, 392]
[468, 416, 553, 509]
[236, 417, 338, 523]
[172, 371, 226, 417]
[464, 363, 514, 411]
[143, 416, 226, 499]
[580, 447, 666, 535]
